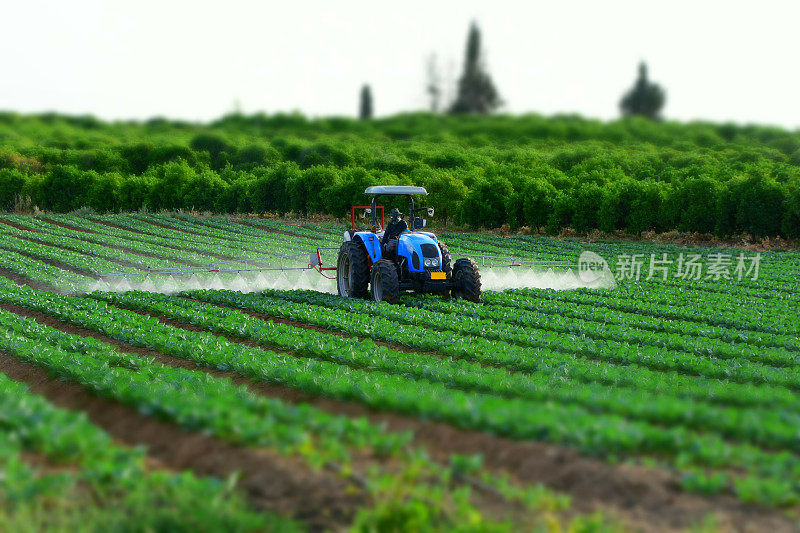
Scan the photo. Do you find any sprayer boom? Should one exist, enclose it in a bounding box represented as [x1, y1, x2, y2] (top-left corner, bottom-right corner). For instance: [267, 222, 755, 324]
[99, 247, 575, 280]
[96, 232, 609, 296]
[472, 256, 574, 269]
[99, 248, 340, 279]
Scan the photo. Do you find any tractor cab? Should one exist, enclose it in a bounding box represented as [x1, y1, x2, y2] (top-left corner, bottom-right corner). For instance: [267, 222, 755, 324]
[347, 186, 430, 234]
[338, 186, 481, 303]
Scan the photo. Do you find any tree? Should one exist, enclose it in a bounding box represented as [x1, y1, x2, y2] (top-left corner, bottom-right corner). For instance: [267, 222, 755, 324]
[449, 22, 501, 114]
[620, 62, 666, 120]
[359, 84, 373, 120]
[425, 54, 442, 113]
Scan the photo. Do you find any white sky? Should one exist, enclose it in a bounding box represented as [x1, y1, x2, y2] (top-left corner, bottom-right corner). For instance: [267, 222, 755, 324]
[2, 0, 799, 129]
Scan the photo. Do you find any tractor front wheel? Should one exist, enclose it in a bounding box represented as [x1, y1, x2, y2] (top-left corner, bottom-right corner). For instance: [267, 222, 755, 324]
[451, 258, 481, 303]
[437, 241, 452, 275]
[370, 259, 400, 304]
[337, 241, 370, 298]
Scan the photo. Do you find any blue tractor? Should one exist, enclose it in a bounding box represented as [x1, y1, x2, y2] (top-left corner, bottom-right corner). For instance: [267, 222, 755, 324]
[337, 186, 481, 303]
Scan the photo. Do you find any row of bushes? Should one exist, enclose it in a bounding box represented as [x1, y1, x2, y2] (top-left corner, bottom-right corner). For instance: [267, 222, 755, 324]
[5, 111, 798, 157]
[2, 134, 798, 178]
[1, 111, 798, 237]
[2, 161, 797, 238]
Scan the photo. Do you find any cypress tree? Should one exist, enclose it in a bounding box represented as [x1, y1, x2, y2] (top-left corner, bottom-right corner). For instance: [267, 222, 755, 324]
[620, 62, 666, 120]
[449, 22, 501, 114]
[359, 84, 373, 120]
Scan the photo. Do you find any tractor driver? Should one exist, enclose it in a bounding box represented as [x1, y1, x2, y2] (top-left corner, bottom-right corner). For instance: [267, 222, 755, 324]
[381, 208, 408, 259]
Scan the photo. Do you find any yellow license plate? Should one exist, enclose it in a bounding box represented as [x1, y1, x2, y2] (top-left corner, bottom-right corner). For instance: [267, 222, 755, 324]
[430, 271, 446, 280]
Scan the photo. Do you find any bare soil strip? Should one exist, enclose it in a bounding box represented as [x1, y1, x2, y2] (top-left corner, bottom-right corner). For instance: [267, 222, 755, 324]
[0, 352, 360, 531]
[166, 216, 284, 246]
[27, 218, 201, 266]
[85, 219, 234, 260]
[233, 219, 297, 236]
[0, 219, 42, 233]
[2, 303, 792, 532]
[130, 215, 199, 235]
[36, 217, 96, 234]
[129, 214, 300, 249]
[0, 267, 53, 292]
[14, 236, 144, 271]
[88, 218, 160, 237]
[186, 297, 442, 357]
[0, 248, 101, 279]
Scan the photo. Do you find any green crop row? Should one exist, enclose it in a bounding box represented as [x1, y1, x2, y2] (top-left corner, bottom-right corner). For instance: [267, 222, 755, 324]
[399, 293, 798, 366]
[0, 248, 91, 290]
[0, 283, 779, 479]
[0, 219, 184, 273]
[245, 288, 800, 391]
[93, 288, 800, 455]
[184, 289, 800, 412]
[2, 213, 217, 266]
[93, 213, 307, 259]
[0, 372, 290, 532]
[516, 287, 796, 335]
[143, 213, 334, 249]
[25, 287, 796, 503]
[0, 283, 601, 529]
[477, 291, 800, 352]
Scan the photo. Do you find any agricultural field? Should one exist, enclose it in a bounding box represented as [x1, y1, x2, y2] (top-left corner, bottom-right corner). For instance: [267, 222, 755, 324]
[0, 211, 798, 531]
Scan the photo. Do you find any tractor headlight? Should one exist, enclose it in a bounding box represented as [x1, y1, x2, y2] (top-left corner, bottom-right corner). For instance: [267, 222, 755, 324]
[423, 258, 439, 267]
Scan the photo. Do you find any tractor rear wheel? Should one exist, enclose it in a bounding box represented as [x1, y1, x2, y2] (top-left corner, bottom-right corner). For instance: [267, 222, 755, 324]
[451, 258, 481, 303]
[337, 241, 369, 298]
[437, 241, 452, 275]
[370, 259, 399, 304]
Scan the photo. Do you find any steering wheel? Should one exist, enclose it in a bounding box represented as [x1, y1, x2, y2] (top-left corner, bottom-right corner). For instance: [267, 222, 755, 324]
[370, 223, 382, 233]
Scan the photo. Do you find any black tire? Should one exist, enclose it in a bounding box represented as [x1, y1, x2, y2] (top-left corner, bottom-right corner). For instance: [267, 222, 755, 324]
[337, 241, 369, 298]
[451, 258, 481, 303]
[370, 259, 399, 304]
[437, 241, 452, 275]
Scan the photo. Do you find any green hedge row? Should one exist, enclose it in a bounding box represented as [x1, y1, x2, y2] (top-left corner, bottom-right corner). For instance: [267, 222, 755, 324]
[0, 112, 798, 238]
[1, 160, 797, 238]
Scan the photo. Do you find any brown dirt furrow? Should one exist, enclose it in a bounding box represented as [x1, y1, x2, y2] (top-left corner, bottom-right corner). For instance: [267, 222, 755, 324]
[2, 303, 792, 532]
[0, 219, 42, 232]
[234, 219, 297, 236]
[179, 221, 270, 247]
[21, 451, 83, 476]
[19, 219, 199, 267]
[0, 303, 527, 525]
[0, 248, 101, 280]
[79, 219, 232, 261]
[0, 268, 53, 292]
[166, 217, 278, 249]
[126, 216, 246, 259]
[89, 219, 154, 237]
[36, 217, 95, 234]
[130, 215, 198, 235]
[101, 246, 197, 267]
[0, 350, 360, 530]
[182, 297, 439, 357]
[15, 236, 143, 271]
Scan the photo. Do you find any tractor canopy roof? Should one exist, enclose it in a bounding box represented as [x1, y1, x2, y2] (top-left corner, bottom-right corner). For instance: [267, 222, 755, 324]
[364, 185, 427, 196]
